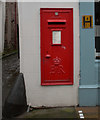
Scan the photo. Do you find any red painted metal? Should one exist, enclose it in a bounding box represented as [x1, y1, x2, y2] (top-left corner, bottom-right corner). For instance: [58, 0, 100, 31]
[40, 8, 73, 86]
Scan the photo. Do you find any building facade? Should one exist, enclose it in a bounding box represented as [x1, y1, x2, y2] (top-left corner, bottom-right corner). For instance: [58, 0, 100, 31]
[18, 1, 100, 106]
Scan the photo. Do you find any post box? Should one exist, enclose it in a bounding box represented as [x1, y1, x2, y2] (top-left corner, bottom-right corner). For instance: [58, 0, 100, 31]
[40, 8, 73, 85]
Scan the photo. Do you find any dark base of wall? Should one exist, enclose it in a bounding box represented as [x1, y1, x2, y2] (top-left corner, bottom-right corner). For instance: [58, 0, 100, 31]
[2, 73, 27, 118]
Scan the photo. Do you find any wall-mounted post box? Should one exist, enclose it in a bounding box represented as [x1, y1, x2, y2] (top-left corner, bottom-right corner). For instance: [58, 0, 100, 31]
[18, 2, 80, 106]
[40, 8, 73, 85]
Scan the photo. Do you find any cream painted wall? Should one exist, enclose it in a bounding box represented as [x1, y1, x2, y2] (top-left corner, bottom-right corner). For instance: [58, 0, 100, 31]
[18, 2, 80, 107]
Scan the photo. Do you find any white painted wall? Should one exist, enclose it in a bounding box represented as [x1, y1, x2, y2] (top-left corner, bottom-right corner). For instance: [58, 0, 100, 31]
[18, 2, 80, 107]
[0, 2, 5, 54]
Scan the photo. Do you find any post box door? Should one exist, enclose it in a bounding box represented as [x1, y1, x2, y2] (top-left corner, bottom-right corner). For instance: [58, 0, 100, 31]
[40, 8, 73, 85]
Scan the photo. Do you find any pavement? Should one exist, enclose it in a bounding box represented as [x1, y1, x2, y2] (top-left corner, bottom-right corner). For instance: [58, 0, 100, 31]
[17, 107, 78, 119]
[16, 106, 100, 119]
[2, 53, 100, 119]
[76, 106, 100, 119]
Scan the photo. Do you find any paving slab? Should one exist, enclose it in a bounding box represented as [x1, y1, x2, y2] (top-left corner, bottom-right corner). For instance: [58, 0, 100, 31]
[76, 106, 100, 119]
[17, 107, 78, 118]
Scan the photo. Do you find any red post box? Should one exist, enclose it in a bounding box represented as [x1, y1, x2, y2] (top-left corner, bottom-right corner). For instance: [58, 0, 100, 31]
[40, 8, 73, 85]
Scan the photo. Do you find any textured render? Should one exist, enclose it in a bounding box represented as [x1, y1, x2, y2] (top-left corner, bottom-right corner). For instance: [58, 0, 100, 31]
[79, 2, 97, 106]
[18, 2, 80, 107]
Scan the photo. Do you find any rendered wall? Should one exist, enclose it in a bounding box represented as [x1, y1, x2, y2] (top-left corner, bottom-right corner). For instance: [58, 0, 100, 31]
[79, 2, 96, 106]
[18, 2, 80, 107]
